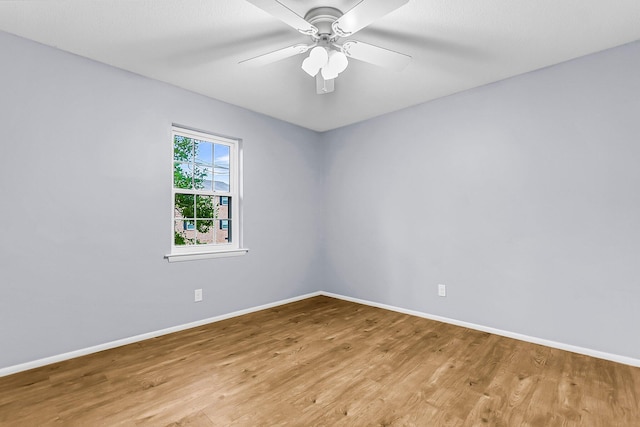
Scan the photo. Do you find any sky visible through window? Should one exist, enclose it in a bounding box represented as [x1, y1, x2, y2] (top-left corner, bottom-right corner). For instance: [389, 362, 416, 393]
[174, 136, 230, 192]
[196, 139, 230, 192]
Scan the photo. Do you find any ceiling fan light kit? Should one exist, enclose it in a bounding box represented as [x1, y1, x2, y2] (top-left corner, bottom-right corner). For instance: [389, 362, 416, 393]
[243, 0, 412, 94]
[302, 46, 349, 81]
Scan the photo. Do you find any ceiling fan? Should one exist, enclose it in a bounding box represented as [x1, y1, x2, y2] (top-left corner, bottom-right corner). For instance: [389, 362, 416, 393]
[241, 0, 412, 94]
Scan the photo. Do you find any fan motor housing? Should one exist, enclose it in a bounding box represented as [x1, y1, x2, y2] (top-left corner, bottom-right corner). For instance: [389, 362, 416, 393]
[305, 7, 342, 39]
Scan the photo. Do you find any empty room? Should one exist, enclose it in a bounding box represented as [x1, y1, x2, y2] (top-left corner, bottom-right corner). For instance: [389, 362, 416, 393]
[1, 0, 639, 425]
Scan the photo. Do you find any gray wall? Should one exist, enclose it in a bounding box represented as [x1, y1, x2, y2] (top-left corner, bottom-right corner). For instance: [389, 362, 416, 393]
[0, 31, 324, 368]
[323, 40, 640, 359]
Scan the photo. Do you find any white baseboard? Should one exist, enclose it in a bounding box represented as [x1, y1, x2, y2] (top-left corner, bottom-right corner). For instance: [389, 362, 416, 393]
[3, 289, 638, 377]
[318, 291, 640, 368]
[0, 291, 322, 378]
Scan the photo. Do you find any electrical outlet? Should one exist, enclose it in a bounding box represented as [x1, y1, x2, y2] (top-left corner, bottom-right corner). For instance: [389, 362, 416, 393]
[194, 289, 203, 302]
[438, 284, 446, 297]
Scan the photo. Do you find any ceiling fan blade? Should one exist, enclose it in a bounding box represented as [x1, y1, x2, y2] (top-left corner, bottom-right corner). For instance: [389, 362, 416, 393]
[246, 0, 318, 35]
[332, 0, 409, 37]
[340, 40, 411, 71]
[239, 44, 313, 66]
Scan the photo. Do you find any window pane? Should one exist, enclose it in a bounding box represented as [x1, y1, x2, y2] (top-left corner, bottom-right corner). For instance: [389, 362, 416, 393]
[214, 144, 230, 192]
[173, 162, 193, 189]
[195, 141, 213, 166]
[175, 194, 195, 218]
[193, 165, 212, 191]
[196, 195, 215, 219]
[217, 196, 230, 219]
[172, 128, 240, 252]
[174, 220, 195, 246]
[217, 219, 231, 243]
[196, 220, 214, 244]
[174, 136, 194, 162]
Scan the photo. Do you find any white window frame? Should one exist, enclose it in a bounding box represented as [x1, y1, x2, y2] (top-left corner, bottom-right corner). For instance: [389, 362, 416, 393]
[165, 126, 247, 262]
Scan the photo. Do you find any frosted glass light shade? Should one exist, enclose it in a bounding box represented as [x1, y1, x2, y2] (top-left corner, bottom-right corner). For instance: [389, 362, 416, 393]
[301, 46, 328, 77]
[302, 57, 320, 76]
[329, 50, 349, 74]
[321, 65, 338, 80]
[321, 50, 348, 80]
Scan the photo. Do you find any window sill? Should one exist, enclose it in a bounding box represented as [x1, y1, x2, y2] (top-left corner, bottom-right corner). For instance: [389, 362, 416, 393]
[165, 248, 249, 263]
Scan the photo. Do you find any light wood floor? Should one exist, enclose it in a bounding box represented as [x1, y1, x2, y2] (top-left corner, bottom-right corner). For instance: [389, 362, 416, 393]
[1, 296, 639, 426]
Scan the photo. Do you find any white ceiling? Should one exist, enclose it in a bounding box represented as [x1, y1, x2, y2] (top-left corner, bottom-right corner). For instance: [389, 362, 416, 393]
[1, 1, 639, 132]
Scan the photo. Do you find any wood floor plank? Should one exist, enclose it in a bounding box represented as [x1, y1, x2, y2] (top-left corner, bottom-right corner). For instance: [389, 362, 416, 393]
[1, 296, 639, 426]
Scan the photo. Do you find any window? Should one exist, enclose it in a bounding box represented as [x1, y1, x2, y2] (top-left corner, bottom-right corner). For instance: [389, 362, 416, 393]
[166, 126, 247, 262]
